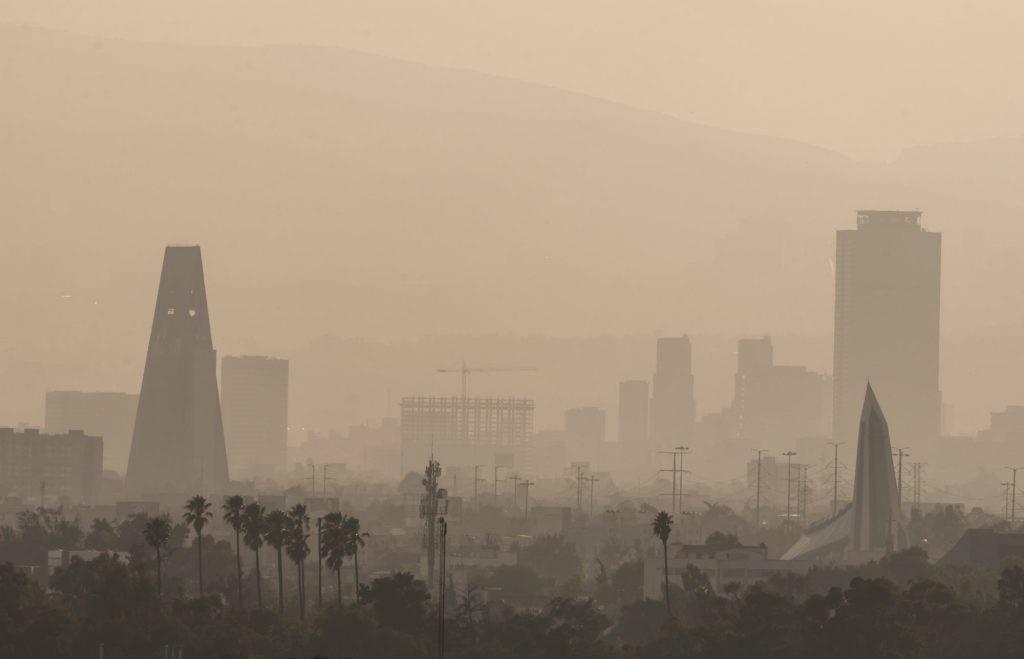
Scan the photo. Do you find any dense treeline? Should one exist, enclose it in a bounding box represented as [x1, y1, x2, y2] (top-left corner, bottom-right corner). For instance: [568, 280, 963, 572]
[0, 501, 1018, 658]
[2, 546, 1024, 658]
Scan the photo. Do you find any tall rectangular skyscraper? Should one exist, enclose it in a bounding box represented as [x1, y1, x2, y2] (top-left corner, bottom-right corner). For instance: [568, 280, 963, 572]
[617, 380, 649, 443]
[650, 336, 696, 447]
[126, 246, 230, 495]
[221, 355, 289, 479]
[833, 210, 941, 448]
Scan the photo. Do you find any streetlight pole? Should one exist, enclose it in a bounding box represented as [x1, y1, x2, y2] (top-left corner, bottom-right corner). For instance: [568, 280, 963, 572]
[522, 480, 535, 521]
[783, 451, 797, 525]
[752, 449, 767, 528]
[1006, 466, 1021, 525]
[828, 442, 842, 516]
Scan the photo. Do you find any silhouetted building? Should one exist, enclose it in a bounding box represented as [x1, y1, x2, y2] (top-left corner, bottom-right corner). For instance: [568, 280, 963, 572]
[978, 406, 1024, 444]
[833, 211, 940, 447]
[126, 246, 230, 495]
[564, 406, 605, 444]
[650, 336, 696, 448]
[733, 337, 831, 449]
[221, 355, 289, 479]
[644, 543, 811, 596]
[45, 391, 138, 474]
[783, 384, 908, 561]
[617, 380, 649, 443]
[940, 528, 1024, 567]
[0, 428, 102, 503]
[399, 396, 534, 470]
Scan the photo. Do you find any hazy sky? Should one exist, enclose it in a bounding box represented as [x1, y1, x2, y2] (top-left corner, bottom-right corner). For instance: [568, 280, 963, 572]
[3, 0, 1024, 159]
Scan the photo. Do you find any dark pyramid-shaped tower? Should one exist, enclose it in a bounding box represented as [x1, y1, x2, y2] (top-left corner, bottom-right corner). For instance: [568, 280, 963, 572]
[125, 246, 229, 495]
[851, 383, 907, 553]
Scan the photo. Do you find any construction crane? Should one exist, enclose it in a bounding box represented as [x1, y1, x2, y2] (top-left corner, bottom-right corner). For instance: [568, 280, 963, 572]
[437, 359, 538, 398]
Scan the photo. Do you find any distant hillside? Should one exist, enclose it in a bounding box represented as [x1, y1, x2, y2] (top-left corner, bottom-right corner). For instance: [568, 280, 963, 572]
[1, 25, 1023, 433]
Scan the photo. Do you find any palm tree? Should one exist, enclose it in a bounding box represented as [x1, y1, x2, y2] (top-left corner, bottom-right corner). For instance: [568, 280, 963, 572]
[342, 516, 368, 603]
[321, 512, 346, 606]
[143, 514, 172, 599]
[241, 502, 266, 610]
[287, 504, 311, 619]
[222, 495, 246, 609]
[183, 495, 213, 596]
[652, 511, 674, 616]
[264, 510, 289, 614]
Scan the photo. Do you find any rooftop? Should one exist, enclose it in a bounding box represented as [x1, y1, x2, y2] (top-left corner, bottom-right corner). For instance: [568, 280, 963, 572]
[856, 209, 923, 229]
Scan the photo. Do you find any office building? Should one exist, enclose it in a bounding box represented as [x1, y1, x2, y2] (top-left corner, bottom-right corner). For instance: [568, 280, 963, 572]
[0, 428, 103, 503]
[833, 210, 941, 447]
[733, 337, 831, 449]
[126, 246, 230, 495]
[221, 355, 289, 479]
[617, 379, 649, 443]
[45, 391, 138, 474]
[650, 336, 696, 448]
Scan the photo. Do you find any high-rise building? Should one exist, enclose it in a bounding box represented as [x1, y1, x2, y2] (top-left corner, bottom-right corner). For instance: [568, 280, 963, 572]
[564, 406, 605, 444]
[617, 380, 649, 443]
[221, 355, 289, 479]
[0, 428, 103, 503]
[45, 391, 138, 474]
[833, 210, 941, 447]
[650, 336, 696, 448]
[125, 246, 230, 495]
[733, 337, 831, 449]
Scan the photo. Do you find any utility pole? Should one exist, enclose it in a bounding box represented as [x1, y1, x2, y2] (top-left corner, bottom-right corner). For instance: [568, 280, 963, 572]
[509, 474, 521, 509]
[752, 449, 767, 528]
[1006, 466, 1021, 526]
[316, 517, 323, 609]
[828, 442, 842, 516]
[40, 480, 45, 509]
[473, 465, 482, 512]
[783, 451, 797, 524]
[911, 462, 924, 511]
[522, 480, 535, 521]
[893, 448, 909, 509]
[675, 446, 690, 514]
[322, 465, 336, 496]
[1002, 481, 1013, 522]
[586, 475, 599, 517]
[576, 464, 585, 512]
[437, 517, 448, 659]
[658, 450, 681, 514]
[493, 465, 505, 504]
[305, 464, 316, 494]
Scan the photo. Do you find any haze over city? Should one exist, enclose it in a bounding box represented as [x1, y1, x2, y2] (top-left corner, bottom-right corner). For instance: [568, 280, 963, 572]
[3, 2, 1024, 658]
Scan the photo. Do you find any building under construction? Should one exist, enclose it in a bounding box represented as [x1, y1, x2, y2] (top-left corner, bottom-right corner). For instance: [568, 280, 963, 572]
[400, 396, 534, 472]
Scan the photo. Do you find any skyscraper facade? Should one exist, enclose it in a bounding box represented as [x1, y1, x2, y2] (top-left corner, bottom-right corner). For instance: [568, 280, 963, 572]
[833, 211, 941, 448]
[125, 246, 230, 495]
[650, 336, 696, 448]
[221, 355, 289, 479]
[45, 391, 138, 474]
[617, 379, 649, 443]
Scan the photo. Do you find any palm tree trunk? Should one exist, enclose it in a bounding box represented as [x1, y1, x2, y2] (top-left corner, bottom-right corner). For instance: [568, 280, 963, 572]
[662, 539, 671, 616]
[276, 548, 285, 613]
[354, 547, 361, 604]
[297, 561, 304, 620]
[156, 546, 163, 600]
[255, 547, 263, 610]
[235, 529, 243, 609]
[198, 531, 204, 597]
[336, 566, 342, 607]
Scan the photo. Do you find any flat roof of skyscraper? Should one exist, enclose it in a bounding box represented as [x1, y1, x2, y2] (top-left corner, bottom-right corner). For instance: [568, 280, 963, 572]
[856, 209, 923, 228]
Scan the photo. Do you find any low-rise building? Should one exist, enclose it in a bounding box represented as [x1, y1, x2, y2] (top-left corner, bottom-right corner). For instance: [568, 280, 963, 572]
[0, 428, 102, 503]
[643, 542, 812, 597]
